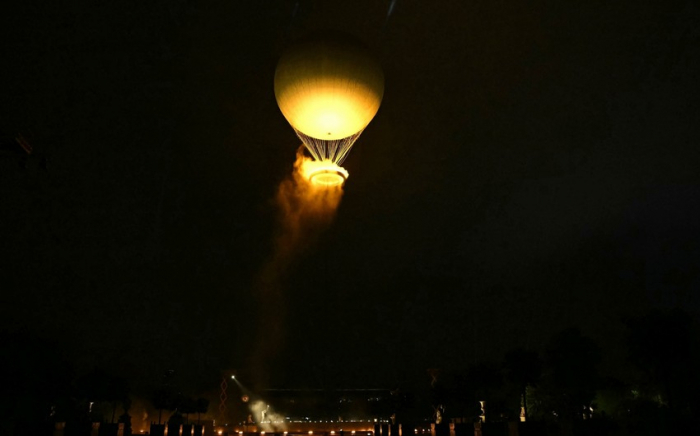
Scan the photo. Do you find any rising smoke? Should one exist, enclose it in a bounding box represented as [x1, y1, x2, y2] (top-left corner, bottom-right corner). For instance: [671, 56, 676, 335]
[249, 400, 290, 432]
[249, 146, 343, 391]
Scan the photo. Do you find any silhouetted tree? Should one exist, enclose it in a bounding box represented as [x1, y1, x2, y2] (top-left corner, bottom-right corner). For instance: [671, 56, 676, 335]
[180, 397, 197, 424]
[531, 328, 601, 425]
[443, 363, 506, 422]
[503, 348, 541, 420]
[77, 368, 128, 423]
[151, 388, 172, 425]
[626, 308, 700, 415]
[0, 330, 74, 436]
[195, 397, 209, 424]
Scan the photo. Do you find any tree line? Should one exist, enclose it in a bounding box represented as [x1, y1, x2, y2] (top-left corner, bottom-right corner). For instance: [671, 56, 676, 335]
[1, 308, 697, 436]
[392, 308, 699, 436]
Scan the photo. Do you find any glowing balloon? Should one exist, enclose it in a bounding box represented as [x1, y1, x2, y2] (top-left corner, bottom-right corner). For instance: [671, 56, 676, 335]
[275, 33, 384, 185]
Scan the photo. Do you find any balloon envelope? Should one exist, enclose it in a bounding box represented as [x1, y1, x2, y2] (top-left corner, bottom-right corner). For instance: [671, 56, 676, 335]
[274, 34, 384, 141]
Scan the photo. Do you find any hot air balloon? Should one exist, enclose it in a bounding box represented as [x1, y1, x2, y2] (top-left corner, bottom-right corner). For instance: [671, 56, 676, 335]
[274, 33, 384, 186]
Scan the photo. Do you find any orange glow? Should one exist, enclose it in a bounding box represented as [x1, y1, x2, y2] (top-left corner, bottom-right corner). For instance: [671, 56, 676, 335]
[301, 159, 349, 187]
[274, 36, 383, 141]
[277, 86, 380, 140]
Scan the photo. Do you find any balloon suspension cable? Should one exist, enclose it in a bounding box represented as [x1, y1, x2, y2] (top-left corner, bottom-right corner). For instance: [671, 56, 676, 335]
[294, 128, 364, 166]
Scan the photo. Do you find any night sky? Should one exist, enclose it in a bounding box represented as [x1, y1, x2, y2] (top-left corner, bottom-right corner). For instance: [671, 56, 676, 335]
[2, 0, 699, 395]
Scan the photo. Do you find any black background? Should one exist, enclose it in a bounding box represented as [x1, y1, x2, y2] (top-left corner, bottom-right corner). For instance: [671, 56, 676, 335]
[1, 0, 699, 394]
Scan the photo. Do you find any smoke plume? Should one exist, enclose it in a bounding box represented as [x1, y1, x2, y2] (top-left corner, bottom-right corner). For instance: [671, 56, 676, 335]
[250, 147, 343, 390]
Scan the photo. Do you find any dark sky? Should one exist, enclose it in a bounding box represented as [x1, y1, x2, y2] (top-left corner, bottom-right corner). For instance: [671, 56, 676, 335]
[2, 0, 699, 394]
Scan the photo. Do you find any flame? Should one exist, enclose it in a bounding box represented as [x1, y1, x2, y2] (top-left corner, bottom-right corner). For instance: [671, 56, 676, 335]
[300, 159, 349, 187]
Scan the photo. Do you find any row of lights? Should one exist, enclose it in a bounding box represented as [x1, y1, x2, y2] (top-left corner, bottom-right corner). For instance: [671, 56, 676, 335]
[227, 433, 371, 436]
[260, 417, 389, 424]
[212, 427, 432, 436]
[227, 430, 372, 436]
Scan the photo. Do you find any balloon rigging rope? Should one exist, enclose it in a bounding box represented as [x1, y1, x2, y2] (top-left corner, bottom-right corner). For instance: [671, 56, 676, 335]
[293, 129, 364, 165]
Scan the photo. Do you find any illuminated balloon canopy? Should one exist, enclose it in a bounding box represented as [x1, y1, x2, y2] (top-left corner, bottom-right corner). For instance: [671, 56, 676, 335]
[274, 33, 384, 185]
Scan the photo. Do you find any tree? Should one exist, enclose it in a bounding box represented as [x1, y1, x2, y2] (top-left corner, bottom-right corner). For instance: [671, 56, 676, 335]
[503, 348, 542, 421]
[151, 388, 172, 425]
[626, 308, 700, 415]
[442, 363, 506, 422]
[180, 397, 197, 424]
[195, 397, 209, 424]
[0, 331, 75, 435]
[77, 368, 128, 423]
[533, 328, 601, 423]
